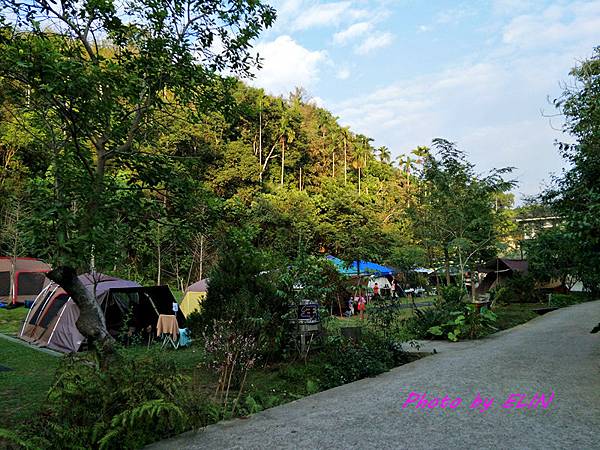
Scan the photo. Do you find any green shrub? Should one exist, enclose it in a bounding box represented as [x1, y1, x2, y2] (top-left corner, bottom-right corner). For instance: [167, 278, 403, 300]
[401, 288, 465, 339]
[548, 292, 589, 307]
[402, 286, 498, 341]
[490, 286, 512, 305]
[12, 352, 207, 449]
[306, 379, 319, 395]
[438, 285, 465, 306]
[503, 273, 541, 303]
[317, 331, 406, 389]
[428, 305, 497, 341]
[185, 311, 204, 339]
[402, 305, 450, 339]
[366, 296, 404, 340]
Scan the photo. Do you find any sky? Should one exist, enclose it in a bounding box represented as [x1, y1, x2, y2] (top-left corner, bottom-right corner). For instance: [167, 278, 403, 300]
[243, 0, 600, 202]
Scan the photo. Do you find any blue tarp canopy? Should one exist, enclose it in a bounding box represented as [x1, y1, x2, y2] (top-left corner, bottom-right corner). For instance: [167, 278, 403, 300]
[326, 256, 396, 277]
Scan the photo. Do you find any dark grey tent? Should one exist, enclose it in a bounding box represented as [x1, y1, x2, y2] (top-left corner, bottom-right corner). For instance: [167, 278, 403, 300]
[20, 273, 184, 353]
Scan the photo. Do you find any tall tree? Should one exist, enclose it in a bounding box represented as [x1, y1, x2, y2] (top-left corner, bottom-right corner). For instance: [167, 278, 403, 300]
[546, 47, 600, 295]
[0, 0, 275, 353]
[415, 139, 515, 291]
[378, 146, 391, 164]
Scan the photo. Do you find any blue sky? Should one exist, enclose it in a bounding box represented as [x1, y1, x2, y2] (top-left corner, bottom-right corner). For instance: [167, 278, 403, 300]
[244, 0, 600, 202]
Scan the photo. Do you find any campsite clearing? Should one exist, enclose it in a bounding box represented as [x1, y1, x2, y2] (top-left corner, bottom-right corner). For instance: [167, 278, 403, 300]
[0, 306, 27, 335]
[0, 338, 59, 423]
[0, 297, 587, 446]
[492, 302, 544, 331]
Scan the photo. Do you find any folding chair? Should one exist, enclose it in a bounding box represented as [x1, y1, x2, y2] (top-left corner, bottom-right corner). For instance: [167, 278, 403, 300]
[161, 332, 178, 349]
[156, 314, 179, 349]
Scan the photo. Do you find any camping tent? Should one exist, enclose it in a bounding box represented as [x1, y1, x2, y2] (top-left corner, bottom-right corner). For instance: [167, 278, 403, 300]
[180, 279, 208, 317]
[368, 276, 392, 292]
[326, 256, 396, 277]
[19, 273, 185, 353]
[477, 258, 529, 295]
[0, 257, 51, 305]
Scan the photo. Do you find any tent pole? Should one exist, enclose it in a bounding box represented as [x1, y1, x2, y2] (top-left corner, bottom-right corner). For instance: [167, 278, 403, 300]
[19, 283, 52, 337]
[145, 292, 160, 316]
[47, 298, 71, 347]
[32, 285, 60, 328]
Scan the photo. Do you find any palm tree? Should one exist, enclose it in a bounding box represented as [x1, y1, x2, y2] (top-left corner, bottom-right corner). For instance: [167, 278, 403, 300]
[397, 146, 429, 206]
[397, 145, 429, 184]
[352, 137, 371, 194]
[279, 105, 297, 186]
[341, 126, 351, 185]
[396, 153, 417, 182]
[378, 146, 391, 164]
[330, 130, 339, 179]
[411, 145, 429, 166]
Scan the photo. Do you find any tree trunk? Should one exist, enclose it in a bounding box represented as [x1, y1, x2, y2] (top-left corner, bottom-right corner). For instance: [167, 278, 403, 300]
[9, 256, 16, 305]
[332, 150, 335, 178]
[46, 266, 116, 357]
[444, 247, 451, 285]
[280, 137, 285, 186]
[157, 222, 162, 285]
[343, 136, 347, 186]
[259, 103, 263, 183]
[199, 234, 204, 281]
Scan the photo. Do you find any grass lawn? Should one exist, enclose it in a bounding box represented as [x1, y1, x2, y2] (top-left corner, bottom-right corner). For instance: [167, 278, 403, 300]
[493, 303, 546, 331]
[0, 338, 60, 424]
[328, 307, 415, 330]
[0, 306, 29, 336]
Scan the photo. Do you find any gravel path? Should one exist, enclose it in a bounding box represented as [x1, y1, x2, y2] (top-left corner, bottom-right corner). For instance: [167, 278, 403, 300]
[150, 301, 600, 450]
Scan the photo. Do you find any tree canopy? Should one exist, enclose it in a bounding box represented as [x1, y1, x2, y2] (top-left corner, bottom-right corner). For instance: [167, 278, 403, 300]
[0, 0, 522, 304]
[546, 47, 600, 293]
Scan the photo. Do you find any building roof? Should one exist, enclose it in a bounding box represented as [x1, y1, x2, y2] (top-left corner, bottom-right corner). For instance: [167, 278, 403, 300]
[480, 258, 528, 273]
[501, 259, 529, 272]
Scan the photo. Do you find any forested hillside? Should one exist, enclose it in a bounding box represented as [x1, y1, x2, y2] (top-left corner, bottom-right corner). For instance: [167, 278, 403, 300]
[0, 79, 515, 288]
[0, 6, 515, 289]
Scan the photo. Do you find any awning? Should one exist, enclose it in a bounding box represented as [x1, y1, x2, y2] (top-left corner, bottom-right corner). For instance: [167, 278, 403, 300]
[326, 256, 396, 277]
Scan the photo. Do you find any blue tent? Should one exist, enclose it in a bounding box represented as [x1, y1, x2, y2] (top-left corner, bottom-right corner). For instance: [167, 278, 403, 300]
[326, 256, 396, 277]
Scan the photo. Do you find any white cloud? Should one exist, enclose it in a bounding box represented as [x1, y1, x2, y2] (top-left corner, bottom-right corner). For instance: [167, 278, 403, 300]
[268, 0, 372, 33]
[333, 21, 372, 44]
[331, 57, 569, 200]
[292, 1, 352, 30]
[418, 25, 431, 32]
[502, 1, 600, 49]
[336, 67, 351, 80]
[251, 36, 328, 96]
[492, 0, 541, 16]
[276, 0, 304, 17]
[355, 31, 393, 55]
[324, 1, 600, 201]
[435, 6, 475, 24]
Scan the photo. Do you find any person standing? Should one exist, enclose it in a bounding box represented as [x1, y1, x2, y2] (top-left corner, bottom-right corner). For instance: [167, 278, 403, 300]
[373, 282, 380, 298]
[357, 294, 366, 320]
[348, 297, 355, 316]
